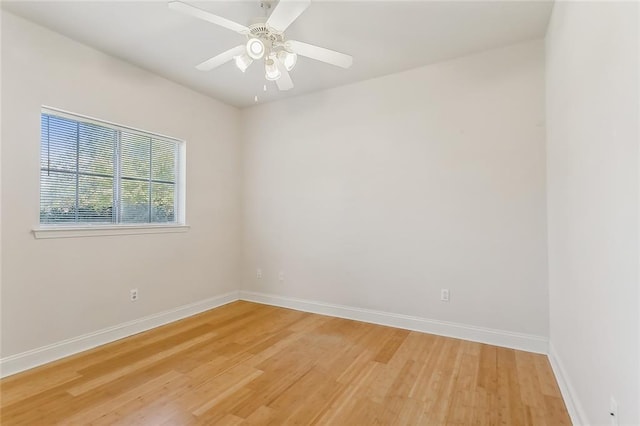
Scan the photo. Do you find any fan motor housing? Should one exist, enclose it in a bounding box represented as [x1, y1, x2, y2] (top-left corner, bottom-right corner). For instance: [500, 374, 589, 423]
[248, 21, 284, 44]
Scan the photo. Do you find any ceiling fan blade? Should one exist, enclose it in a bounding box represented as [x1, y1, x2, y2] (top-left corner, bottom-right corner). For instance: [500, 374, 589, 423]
[275, 60, 294, 91]
[266, 0, 311, 33]
[196, 45, 245, 71]
[169, 1, 249, 34]
[286, 40, 353, 69]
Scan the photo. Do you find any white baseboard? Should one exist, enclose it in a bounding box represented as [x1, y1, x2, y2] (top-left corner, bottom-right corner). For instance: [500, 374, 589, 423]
[238, 290, 548, 354]
[0, 291, 239, 378]
[548, 342, 588, 425]
[0, 289, 550, 380]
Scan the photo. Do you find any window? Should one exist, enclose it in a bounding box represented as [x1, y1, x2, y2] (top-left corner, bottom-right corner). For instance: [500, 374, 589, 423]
[40, 108, 183, 228]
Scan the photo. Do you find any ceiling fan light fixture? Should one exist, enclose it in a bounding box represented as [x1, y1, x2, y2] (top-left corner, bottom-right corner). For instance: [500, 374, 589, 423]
[169, 0, 354, 94]
[277, 50, 297, 71]
[234, 54, 253, 72]
[264, 58, 281, 81]
[246, 38, 265, 60]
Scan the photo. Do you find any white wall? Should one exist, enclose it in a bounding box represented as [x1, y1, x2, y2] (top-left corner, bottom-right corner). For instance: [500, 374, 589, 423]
[241, 40, 549, 338]
[546, 2, 639, 425]
[0, 12, 241, 357]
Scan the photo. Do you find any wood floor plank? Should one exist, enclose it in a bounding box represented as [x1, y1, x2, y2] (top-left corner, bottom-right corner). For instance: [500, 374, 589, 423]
[421, 338, 465, 424]
[534, 354, 563, 397]
[315, 360, 378, 424]
[496, 346, 527, 425]
[68, 331, 219, 396]
[0, 301, 571, 425]
[59, 370, 186, 425]
[373, 328, 411, 364]
[445, 352, 480, 425]
[241, 405, 277, 425]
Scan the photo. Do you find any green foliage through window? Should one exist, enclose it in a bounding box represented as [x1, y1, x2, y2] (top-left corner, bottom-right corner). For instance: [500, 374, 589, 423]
[40, 111, 180, 225]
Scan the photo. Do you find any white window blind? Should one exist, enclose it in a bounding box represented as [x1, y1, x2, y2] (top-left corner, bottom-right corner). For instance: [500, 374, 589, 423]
[40, 109, 182, 226]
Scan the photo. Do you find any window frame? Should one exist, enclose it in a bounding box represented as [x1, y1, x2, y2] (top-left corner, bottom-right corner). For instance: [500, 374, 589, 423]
[34, 106, 188, 239]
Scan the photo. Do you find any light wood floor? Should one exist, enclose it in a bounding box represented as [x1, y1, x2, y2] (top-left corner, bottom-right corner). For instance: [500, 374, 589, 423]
[0, 301, 570, 425]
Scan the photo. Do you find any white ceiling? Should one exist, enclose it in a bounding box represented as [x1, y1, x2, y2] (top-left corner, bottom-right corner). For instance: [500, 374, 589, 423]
[2, 1, 553, 108]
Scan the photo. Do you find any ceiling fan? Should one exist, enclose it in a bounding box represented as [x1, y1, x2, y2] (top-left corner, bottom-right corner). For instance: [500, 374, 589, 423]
[168, 0, 353, 91]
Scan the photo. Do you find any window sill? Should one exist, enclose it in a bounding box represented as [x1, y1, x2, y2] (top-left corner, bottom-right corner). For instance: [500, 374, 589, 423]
[32, 224, 190, 239]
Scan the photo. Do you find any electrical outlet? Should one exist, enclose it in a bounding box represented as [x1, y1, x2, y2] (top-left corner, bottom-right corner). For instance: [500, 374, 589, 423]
[278, 271, 284, 282]
[130, 288, 138, 302]
[257, 268, 262, 279]
[440, 289, 450, 302]
[609, 396, 618, 426]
